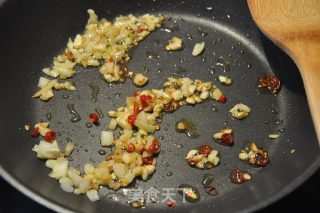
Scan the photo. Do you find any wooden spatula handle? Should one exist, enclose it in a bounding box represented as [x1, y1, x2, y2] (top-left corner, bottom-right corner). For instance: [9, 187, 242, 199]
[247, 0, 320, 144]
[292, 42, 320, 141]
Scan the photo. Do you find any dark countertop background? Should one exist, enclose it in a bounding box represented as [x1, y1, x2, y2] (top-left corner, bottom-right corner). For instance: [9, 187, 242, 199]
[1, 169, 319, 212]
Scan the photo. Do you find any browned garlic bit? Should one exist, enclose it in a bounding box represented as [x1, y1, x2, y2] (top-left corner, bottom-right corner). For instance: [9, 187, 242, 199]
[185, 145, 220, 169]
[99, 62, 127, 83]
[33, 77, 76, 101]
[238, 142, 270, 167]
[165, 36, 183, 51]
[218, 75, 233, 85]
[133, 73, 149, 87]
[229, 103, 251, 120]
[192, 42, 205, 56]
[230, 169, 252, 184]
[213, 128, 234, 146]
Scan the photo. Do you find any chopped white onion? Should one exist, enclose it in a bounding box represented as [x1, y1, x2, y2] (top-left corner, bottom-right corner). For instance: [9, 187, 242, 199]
[100, 131, 114, 146]
[32, 140, 61, 159]
[86, 189, 100, 202]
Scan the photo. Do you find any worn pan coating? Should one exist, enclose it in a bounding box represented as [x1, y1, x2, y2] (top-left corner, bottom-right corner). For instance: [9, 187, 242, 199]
[0, 0, 319, 212]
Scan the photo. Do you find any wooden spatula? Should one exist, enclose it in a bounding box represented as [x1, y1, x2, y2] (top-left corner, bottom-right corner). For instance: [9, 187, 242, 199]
[247, 0, 320, 145]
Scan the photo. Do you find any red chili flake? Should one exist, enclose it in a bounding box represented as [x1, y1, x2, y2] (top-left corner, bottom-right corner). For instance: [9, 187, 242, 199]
[148, 138, 159, 154]
[187, 158, 196, 166]
[165, 199, 176, 208]
[127, 143, 136, 153]
[107, 56, 113, 63]
[133, 91, 140, 97]
[44, 131, 56, 142]
[199, 144, 212, 156]
[89, 113, 99, 124]
[140, 95, 152, 108]
[142, 157, 154, 165]
[230, 169, 251, 184]
[221, 133, 234, 146]
[218, 95, 227, 104]
[133, 103, 139, 115]
[128, 114, 137, 127]
[31, 127, 40, 137]
[258, 74, 281, 94]
[137, 27, 145, 33]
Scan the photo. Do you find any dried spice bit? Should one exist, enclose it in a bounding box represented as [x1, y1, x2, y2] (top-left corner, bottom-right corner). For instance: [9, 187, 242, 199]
[165, 36, 183, 51]
[24, 125, 30, 131]
[185, 145, 220, 169]
[204, 184, 218, 196]
[258, 74, 281, 94]
[89, 113, 99, 124]
[165, 199, 176, 208]
[230, 169, 252, 184]
[192, 42, 205, 56]
[44, 131, 57, 142]
[175, 118, 199, 138]
[269, 134, 279, 139]
[130, 198, 145, 208]
[218, 75, 233, 85]
[133, 73, 149, 87]
[229, 103, 251, 120]
[202, 173, 214, 187]
[164, 101, 179, 113]
[213, 128, 234, 146]
[239, 142, 270, 167]
[178, 184, 200, 203]
[31, 127, 40, 137]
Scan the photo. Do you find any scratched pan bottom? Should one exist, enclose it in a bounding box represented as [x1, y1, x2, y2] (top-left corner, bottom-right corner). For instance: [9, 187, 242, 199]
[0, 0, 319, 213]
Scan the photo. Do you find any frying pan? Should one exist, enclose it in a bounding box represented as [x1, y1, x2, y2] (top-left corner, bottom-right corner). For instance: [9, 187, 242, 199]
[0, 0, 319, 212]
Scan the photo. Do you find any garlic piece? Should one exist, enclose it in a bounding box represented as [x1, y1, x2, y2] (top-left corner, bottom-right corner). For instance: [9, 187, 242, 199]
[229, 103, 251, 120]
[218, 75, 233, 85]
[133, 73, 149, 87]
[165, 36, 183, 51]
[192, 42, 205, 56]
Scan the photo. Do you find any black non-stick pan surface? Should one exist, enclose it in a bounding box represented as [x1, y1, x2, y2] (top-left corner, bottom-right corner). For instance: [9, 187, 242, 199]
[0, 0, 319, 212]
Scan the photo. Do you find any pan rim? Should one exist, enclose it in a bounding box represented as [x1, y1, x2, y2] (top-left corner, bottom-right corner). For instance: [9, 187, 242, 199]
[1, 157, 319, 213]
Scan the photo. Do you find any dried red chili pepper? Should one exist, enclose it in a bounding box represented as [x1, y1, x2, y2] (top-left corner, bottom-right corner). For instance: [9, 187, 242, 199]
[140, 95, 152, 108]
[199, 144, 212, 156]
[165, 199, 176, 208]
[258, 74, 281, 94]
[137, 27, 145, 33]
[221, 133, 234, 146]
[148, 138, 159, 154]
[142, 157, 154, 165]
[44, 131, 56, 142]
[133, 103, 139, 115]
[31, 127, 40, 137]
[89, 113, 99, 124]
[218, 95, 227, 104]
[127, 143, 136, 153]
[128, 114, 137, 127]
